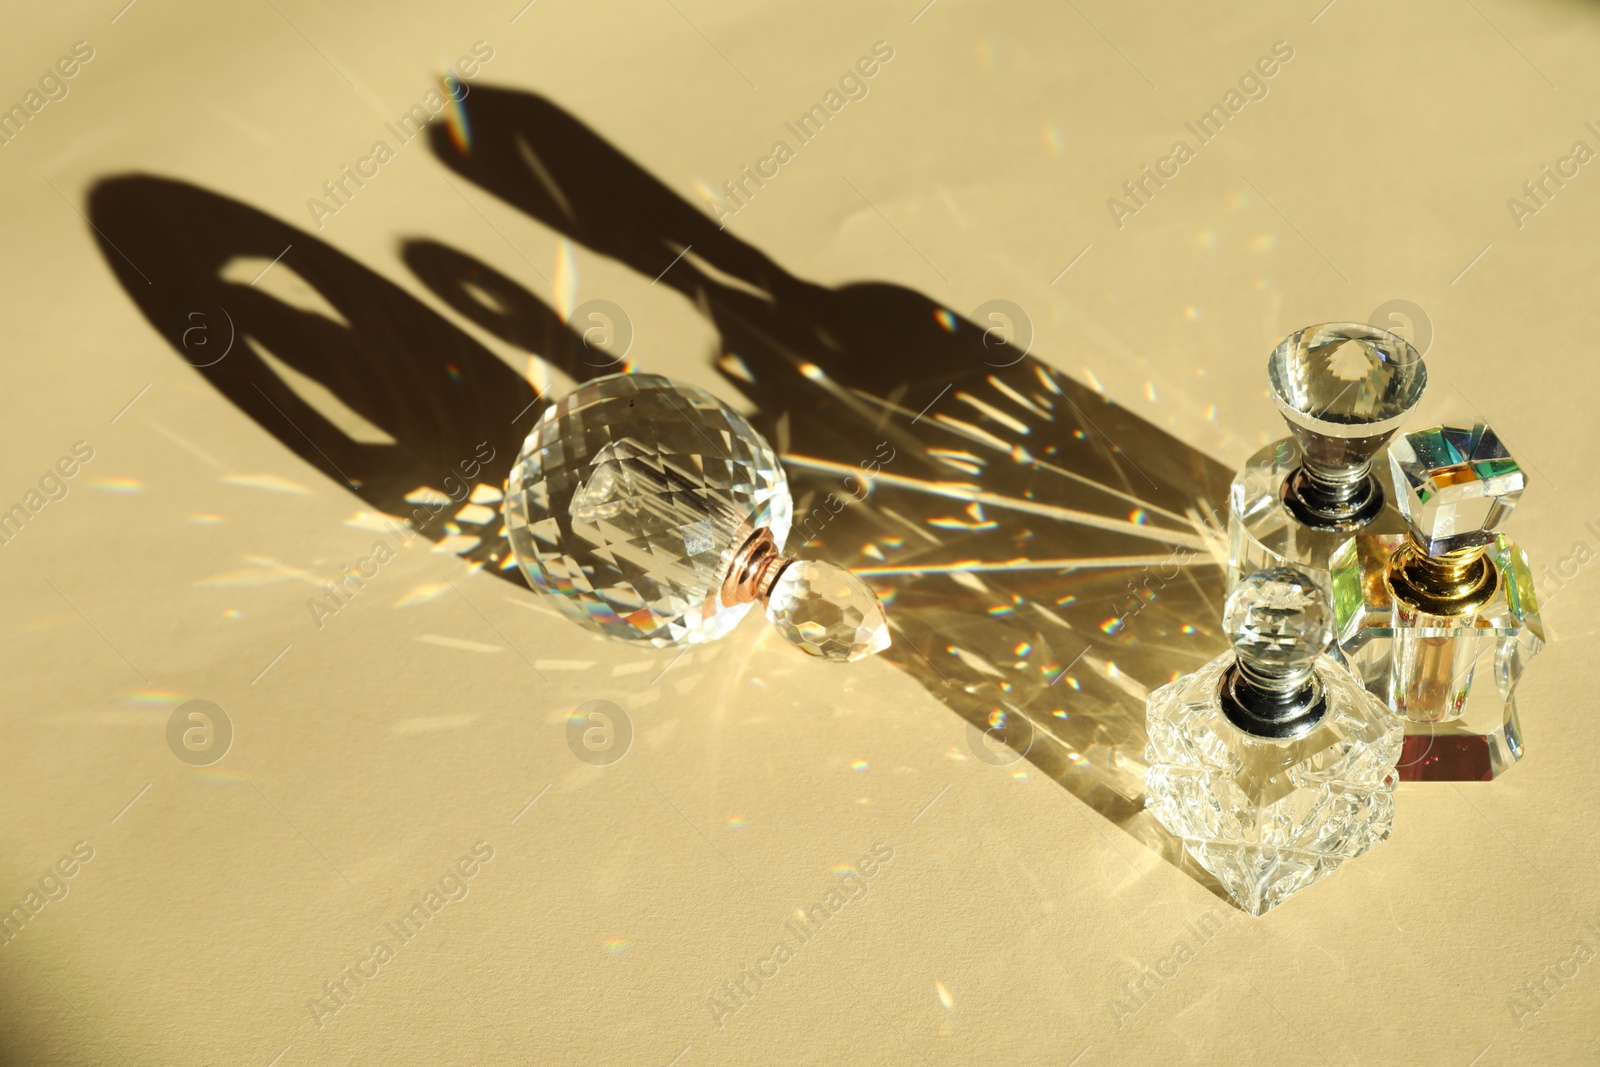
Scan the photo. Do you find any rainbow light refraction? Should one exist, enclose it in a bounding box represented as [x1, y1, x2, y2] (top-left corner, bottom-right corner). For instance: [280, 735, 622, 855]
[442, 71, 472, 153]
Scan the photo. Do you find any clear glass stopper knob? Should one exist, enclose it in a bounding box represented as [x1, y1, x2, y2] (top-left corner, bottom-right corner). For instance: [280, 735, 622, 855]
[765, 560, 891, 663]
[1267, 322, 1427, 529]
[1223, 566, 1330, 692]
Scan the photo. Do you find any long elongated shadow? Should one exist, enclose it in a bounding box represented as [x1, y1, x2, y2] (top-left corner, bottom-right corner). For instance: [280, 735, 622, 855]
[87, 90, 1236, 895]
[422, 87, 1236, 884]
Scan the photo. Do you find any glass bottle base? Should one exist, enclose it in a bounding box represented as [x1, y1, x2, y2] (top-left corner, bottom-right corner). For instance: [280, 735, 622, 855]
[1144, 652, 1402, 915]
[1397, 697, 1524, 782]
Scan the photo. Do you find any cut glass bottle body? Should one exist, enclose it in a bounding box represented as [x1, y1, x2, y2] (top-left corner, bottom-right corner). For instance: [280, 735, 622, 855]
[1145, 652, 1402, 916]
[1146, 567, 1402, 916]
[1330, 533, 1542, 781]
[505, 373, 793, 647]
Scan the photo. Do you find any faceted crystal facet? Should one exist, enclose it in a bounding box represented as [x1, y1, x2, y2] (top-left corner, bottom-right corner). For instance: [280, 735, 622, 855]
[1330, 532, 1542, 780]
[1390, 422, 1526, 557]
[1267, 323, 1427, 449]
[1227, 437, 1410, 600]
[505, 373, 792, 647]
[766, 561, 890, 662]
[1144, 652, 1402, 916]
[1224, 567, 1333, 676]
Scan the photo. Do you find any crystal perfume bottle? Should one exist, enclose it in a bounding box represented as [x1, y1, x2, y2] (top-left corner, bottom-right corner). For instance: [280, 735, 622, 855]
[1145, 567, 1402, 916]
[504, 372, 890, 662]
[1330, 421, 1542, 781]
[1228, 323, 1428, 601]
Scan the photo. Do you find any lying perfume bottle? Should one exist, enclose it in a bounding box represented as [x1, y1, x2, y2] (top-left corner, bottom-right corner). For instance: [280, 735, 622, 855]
[504, 372, 890, 662]
[1330, 421, 1542, 781]
[1145, 566, 1402, 916]
[1228, 323, 1427, 602]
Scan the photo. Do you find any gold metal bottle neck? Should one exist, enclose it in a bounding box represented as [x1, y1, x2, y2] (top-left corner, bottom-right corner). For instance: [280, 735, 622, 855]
[1384, 537, 1498, 617]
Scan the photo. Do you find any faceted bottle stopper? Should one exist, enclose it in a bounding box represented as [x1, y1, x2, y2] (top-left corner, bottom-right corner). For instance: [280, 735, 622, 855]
[1268, 323, 1427, 530]
[1385, 420, 1524, 616]
[1390, 421, 1525, 558]
[721, 528, 890, 663]
[1220, 566, 1333, 738]
[766, 561, 891, 663]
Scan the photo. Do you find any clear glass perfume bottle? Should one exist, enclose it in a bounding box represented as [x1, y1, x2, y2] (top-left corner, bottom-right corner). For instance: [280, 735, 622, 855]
[1330, 421, 1542, 781]
[1145, 566, 1402, 916]
[504, 372, 890, 661]
[1228, 323, 1427, 602]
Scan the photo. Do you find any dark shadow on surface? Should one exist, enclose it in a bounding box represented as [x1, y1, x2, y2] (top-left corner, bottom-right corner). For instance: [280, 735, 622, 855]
[401, 238, 602, 376]
[423, 86, 1238, 887]
[88, 90, 1237, 899]
[87, 176, 609, 574]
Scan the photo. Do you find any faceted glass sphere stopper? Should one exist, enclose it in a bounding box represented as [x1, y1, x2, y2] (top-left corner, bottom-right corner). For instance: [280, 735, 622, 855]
[1223, 566, 1331, 691]
[765, 560, 891, 663]
[1268, 323, 1427, 529]
[1269, 322, 1427, 440]
[1390, 421, 1525, 558]
[504, 372, 792, 647]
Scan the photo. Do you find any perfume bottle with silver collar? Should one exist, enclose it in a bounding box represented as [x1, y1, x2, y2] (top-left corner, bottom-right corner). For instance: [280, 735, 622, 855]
[1145, 566, 1402, 916]
[1228, 323, 1427, 601]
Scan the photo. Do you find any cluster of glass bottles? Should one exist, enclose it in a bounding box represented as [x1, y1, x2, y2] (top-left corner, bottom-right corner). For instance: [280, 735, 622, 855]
[499, 350, 1541, 918]
[1148, 323, 1544, 915]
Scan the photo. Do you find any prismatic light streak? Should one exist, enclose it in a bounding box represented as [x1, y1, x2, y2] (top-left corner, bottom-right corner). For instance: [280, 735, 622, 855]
[851, 555, 1215, 577]
[780, 455, 1207, 550]
[849, 364, 1160, 491]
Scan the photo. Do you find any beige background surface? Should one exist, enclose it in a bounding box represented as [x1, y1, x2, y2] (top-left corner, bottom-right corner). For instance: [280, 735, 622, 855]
[1, 0, 1598, 1064]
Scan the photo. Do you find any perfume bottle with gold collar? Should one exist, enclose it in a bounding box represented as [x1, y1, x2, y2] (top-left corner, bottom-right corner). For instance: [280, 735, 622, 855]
[1329, 421, 1543, 781]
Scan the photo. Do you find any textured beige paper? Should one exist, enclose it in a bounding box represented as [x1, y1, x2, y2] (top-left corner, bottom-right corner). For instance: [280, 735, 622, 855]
[0, 1, 1597, 1064]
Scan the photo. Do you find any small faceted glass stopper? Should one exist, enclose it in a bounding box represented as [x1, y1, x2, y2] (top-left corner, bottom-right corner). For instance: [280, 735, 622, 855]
[1390, 421, 1525, 558]
[765, 561, 891, 663]
[1223, 566, 1331, 690]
